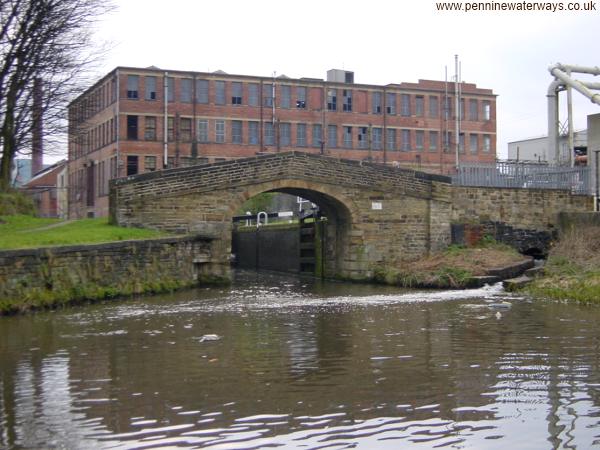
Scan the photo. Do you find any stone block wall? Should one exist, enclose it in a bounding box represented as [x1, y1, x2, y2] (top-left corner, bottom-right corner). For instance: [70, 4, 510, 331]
[451, 186, 593, 231]
[0, 236, 227, 313]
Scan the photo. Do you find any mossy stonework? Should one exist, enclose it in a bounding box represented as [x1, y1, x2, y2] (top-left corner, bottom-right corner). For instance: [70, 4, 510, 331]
[0, 235, 229, 315]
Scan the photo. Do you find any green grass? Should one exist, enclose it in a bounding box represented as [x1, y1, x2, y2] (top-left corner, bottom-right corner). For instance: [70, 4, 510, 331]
[0, 215, 168, 250]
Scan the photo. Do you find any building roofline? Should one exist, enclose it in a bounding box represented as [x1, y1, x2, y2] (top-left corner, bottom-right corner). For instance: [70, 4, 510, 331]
[508, 129, 587, 145]
[70, 66, 496, 107]
[26, 159, 67, 184]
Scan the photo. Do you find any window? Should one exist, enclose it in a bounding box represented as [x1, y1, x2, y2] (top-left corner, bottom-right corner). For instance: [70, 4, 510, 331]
[110, 156, 117, 180]
[180, 118, 192, 142]
[264, 122, 274, 146]
[126, 155, 138, 176]
[145, 156, 157, 172]
[145, 76, 156, 100]
[469, 99, 478, 121]
[312, 124, 322, 147]
[386, 92, 396, 115]
[281, 85, 291, 108]
[386, 128, 396, 151]
[444, 97, 452, 120]
[232, 82, 242, 105]
[358, 127, 368, 149]
[144, 116, 156, 140]
[248, 83, 259, 106]
[459, 133, 465, 153]
[249, 121, 259, 145]
[111, 80, 117, 103]
[372, 92, 382, 114]
[167, 77, 174, 102]
[470, 134, 478, 153]
[296, 123, 306, 147]
[483, 134, 491, 152]
[327, 89, 337, 111]
[280, 123, 291, 147]
[232, 120, 243, 143]
[401, 94, 411, 116]
[196, 79, 209, 104]
[263, 83, 273, 107]
[127, 75, 139, 99]
[416, 130, 424, 150]
[372, 128, 382, 150]
[460, 99, 465, 121]
[483, 101, 491, 121]
[429, 96, 439, 118]
[401, 129, 411, 151]
[127, 115, 138, 140]
[167, 117, 174, 141]
[198, 119, 208, 143]
[429, 131, 439, 152]
[343, 126, 352, 148]
[327, 124, 337, 148]
[296, 86, 306, 108]
[444, 132, 452, 150]
[181, 78, 192, 103]
[415, 96, 424, 117]
[216, 120, 225, 143]
[343, 90, 352, 112]
[215, 81, 225, 105]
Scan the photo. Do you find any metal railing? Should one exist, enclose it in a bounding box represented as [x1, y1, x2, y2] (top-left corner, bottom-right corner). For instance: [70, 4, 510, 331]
[452, 161, 592, 195]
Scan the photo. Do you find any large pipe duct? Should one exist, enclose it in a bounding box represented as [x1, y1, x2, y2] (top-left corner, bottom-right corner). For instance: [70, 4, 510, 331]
[549, 64, 600, 106]
[547, 63, 600, 164]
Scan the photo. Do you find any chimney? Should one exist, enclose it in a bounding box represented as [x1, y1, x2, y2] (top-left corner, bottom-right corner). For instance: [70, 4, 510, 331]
[31, 77, 43, 175]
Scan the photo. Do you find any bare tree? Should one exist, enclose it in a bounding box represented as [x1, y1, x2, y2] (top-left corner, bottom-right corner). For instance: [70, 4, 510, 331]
[0, 0, 112, 191]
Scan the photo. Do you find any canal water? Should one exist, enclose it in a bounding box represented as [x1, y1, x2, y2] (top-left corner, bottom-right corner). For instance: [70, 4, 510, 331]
[1, 271, 600, 449]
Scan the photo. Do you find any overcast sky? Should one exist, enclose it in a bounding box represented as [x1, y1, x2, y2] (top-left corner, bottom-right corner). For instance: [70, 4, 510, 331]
[91, 0, 600, 159]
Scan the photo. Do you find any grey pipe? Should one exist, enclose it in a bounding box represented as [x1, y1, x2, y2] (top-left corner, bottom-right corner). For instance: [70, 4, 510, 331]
[550, 63, 600, 76]
[547, 78, 564, 164]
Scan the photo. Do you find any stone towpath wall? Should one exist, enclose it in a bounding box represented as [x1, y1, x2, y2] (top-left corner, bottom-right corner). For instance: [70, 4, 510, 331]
[0, 235, 227, 314]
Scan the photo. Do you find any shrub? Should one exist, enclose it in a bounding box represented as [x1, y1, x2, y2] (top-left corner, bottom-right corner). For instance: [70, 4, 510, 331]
[0, 191, 35, 216]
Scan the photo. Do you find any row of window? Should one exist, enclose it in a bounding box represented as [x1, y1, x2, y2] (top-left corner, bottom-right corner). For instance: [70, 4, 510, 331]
[71, 78, 117, 125]
[125, 75, 492, 120]
[70, 118, 117, 160]
[126, 115, 492, 153]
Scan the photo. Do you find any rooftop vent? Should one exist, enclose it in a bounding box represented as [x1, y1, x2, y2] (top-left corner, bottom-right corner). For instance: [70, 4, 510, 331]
[327, 69, 354, 84]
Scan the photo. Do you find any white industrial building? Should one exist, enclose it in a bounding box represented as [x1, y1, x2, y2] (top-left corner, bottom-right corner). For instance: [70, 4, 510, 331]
[507, 130, 588, 165]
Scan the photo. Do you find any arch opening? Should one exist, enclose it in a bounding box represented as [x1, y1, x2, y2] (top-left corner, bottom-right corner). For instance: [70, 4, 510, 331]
[230, 185, 355, 278]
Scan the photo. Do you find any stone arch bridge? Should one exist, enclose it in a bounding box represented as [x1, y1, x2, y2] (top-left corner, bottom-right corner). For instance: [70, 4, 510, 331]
[110, 152, 454, 280]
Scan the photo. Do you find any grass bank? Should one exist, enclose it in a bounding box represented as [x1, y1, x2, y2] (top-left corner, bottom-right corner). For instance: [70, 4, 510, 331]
[374, 239, 528, 288]
[0, 215, 167, 250]
[523, 225, 600, 303]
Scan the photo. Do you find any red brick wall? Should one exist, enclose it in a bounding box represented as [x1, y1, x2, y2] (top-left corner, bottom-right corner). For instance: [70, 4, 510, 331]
[68, 67, 497, 218]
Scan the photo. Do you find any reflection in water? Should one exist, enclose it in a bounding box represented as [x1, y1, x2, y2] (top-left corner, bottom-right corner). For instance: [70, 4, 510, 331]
[1, 270, 600, 449]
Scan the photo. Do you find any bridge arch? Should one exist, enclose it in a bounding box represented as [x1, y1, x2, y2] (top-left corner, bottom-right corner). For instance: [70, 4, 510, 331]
[231, 179, 362, 277]
[110, 152, 455, 280]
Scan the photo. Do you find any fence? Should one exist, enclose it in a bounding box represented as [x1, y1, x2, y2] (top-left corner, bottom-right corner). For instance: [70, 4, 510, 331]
[452, 161, 592, 195]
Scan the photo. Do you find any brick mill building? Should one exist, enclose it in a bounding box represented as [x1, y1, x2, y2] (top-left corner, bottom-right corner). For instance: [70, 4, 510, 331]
[67, 67, 497, 218]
